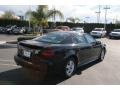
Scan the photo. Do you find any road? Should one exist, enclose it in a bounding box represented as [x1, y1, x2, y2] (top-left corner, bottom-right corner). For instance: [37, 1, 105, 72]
[0, 38, 120, 85]
[0, 34, 22, 41]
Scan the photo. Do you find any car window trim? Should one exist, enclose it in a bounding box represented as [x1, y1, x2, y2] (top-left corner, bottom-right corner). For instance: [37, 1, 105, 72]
[72, 34, 88, 44]
[84, 34, 96, 44]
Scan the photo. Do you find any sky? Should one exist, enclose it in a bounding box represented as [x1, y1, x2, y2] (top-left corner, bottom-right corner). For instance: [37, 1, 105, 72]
[0, 5, 120, 23]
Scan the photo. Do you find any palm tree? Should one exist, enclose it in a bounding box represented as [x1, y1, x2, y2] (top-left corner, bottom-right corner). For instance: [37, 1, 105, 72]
[48, 8, 64, 22]
[26, 5, 64, 28]
[66, 17, 80, 23]
[48, 7, 64, 28]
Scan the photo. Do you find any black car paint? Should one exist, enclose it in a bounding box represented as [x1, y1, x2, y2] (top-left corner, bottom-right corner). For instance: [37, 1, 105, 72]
[15, 32, 106, 73]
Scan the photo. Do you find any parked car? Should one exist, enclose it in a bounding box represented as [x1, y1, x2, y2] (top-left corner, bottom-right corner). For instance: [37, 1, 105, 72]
[6, 25, 17, 34]
[13, 27, 25, 34]
[109, 29, 120, 39]
[14, 31, 106, 78]
[90, 28, 107, 38]
[55, 26, 71, 31]
[71, 27, 84, 33]
[0, 27, 6, 33]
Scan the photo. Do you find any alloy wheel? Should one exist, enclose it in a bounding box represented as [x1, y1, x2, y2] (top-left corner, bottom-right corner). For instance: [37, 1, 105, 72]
[65, 59, 75, 77]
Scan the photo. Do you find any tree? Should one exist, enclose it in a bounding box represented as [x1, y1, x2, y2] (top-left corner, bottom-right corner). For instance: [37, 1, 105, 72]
[66, 17, 80, 23]
[26, 5, 64, 28]
[48, 8, 64, 22]
[1, 10, 16, 19]
[25, 10, 33, 21]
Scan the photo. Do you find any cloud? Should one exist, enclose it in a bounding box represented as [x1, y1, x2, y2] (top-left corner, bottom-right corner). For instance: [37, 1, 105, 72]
[0, 5, 120, 23]
[0, 5, 37, 15]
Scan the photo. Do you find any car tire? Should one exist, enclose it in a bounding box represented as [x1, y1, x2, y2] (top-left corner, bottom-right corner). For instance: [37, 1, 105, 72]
[63, 57, 77, 78]
[98, 49, 105, 61]
[109, 36, 112, 39]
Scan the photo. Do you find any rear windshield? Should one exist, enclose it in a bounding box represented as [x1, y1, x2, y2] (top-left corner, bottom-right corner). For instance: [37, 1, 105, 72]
[33, 32, 70, 44]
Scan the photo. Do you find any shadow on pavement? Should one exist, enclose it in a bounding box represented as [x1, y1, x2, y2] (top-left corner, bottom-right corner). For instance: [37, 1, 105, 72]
[0, 60, 101, 85]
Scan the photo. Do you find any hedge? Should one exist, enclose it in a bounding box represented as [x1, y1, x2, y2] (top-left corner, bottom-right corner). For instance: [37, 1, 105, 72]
[1, 19, 120, 35]
[0, 19, 31, 27]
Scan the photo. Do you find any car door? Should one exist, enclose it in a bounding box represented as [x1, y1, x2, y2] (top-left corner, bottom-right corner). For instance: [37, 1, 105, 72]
[84, 34, 101, 61]
[72, 34, 93, 65]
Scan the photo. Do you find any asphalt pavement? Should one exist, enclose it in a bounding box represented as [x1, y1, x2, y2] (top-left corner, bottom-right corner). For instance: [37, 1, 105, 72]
[0, 37, 120, 85]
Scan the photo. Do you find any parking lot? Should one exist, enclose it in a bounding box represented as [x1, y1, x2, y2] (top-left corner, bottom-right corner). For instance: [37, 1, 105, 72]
[0, 35, 120, 85]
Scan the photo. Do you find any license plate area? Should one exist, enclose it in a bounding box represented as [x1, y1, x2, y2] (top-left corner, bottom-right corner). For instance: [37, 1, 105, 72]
[23, 50, 31, 58]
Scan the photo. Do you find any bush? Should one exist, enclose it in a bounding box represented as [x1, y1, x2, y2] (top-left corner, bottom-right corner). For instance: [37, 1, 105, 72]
[17, 36, 36, 42]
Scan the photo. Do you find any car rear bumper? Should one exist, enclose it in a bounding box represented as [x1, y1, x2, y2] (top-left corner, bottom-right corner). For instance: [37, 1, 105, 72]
[109, 35, 120, 38]
[14, 55, 53, 71]
[14, 55, 63, 74]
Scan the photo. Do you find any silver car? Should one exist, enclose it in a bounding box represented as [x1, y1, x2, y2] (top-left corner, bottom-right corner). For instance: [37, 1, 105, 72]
[90, 28, 107, 38]
[71, 27, 84, 33]
[109, 29, 120, 39]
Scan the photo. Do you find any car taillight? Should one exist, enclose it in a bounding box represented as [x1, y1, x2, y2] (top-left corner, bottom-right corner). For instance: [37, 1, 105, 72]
[41, 48, 55, 59]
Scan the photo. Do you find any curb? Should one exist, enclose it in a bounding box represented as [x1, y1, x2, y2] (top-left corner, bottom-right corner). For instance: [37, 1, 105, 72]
[6, 40, 17, 44]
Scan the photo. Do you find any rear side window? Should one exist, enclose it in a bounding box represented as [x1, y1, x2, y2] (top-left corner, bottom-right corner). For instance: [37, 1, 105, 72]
[73, 34, 87, 44]
[61, 36, 73, 44]
[84, 34, 96, 43]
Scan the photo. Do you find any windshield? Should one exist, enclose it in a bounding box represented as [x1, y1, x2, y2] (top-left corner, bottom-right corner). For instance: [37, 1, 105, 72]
[93, 29, 103, 31]
[113, 29, 120, 32]
[33, 32, 70, 44]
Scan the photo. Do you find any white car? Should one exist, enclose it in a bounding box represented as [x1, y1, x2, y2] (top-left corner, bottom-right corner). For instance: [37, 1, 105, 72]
[71, 27, 84, 33]
[109, 29, 120, 39]
[90, 28, 107, 38]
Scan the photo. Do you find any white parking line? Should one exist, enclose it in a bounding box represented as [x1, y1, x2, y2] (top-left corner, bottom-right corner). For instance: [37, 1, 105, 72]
[0, 63, 18, 67]
[0, 41, 6, 44]
[0, 59, 17, 67]
[0, 59, 14, 62]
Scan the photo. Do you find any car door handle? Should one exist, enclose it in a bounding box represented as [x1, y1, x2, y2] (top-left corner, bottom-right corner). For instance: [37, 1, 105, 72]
[80, 46, 92, 50]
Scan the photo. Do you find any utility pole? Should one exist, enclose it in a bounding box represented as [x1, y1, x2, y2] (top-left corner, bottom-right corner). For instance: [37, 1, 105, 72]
[95, 5, 101, 23]
[104, 5, 110, 29]
[28, 6, 31, 32]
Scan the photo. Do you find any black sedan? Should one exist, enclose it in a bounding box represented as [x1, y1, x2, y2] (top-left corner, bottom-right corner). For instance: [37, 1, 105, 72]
[14, 31, 106, 78]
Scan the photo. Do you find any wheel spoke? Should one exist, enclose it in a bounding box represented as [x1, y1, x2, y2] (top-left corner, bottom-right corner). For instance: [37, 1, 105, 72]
[65, 60, 75, 77]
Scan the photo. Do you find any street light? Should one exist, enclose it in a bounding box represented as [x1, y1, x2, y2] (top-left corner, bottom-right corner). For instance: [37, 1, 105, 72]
[104, 5, 110, 29]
